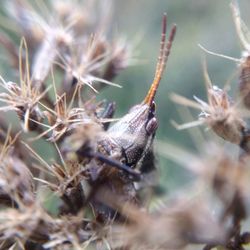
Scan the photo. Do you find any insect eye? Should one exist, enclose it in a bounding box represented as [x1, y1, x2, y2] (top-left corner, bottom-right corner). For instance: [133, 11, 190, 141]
[146, 117, 158, 134]
[149, 102, 156, 118]
[151, 102, 156, 112]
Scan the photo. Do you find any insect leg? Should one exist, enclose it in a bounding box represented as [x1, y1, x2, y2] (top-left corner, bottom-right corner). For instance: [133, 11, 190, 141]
[77, 145, 141, 181]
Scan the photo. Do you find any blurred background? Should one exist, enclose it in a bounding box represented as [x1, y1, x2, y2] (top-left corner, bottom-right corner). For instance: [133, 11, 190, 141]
[0, 0, 250, 194]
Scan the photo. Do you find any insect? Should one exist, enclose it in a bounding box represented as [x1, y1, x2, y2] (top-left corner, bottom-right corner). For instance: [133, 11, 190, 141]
[79, 13, 177, 221]
[103, 14, 176, 171]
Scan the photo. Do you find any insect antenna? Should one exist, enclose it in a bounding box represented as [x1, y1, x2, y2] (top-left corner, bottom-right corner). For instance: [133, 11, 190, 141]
[144, 13, 176, 105]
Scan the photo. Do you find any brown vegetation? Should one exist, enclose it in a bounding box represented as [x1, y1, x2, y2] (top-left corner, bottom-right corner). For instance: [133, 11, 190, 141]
[0, 1, 250, 249]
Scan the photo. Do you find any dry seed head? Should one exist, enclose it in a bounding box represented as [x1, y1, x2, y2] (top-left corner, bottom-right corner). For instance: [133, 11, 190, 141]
[31, 70, 87, 142]
[0, 79, 41, 107]
[199, 1, 250, 110]
[6, 0, 128, 97]
[171, 93, 245, 145]
[172, 65, 245, 144]
[34, 89, 95, 142]
[60, 34, 123, 93]
[0, 37, 46, 132]
[103, 195, 225, 250]
[0, 131, 34, 207]
[201, 86, 245, 144]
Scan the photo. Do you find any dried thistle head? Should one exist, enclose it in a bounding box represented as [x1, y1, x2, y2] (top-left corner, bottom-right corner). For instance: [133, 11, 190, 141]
[196, 85, 245, 144]
[172, 63, 245, 144]
[198, 1, 250, 110]
[4, 0, 130, 94]
[41, 93, 87, 142]
[32, 81, 105, 143]
[100, 194, 226, 250]
[0, 129, 34, 207]
[0, 38, 46, 132]
[59, 34, 125, 95]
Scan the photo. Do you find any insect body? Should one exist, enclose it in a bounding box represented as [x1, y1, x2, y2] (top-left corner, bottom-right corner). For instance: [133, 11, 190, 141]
[86, 14, 176, 220]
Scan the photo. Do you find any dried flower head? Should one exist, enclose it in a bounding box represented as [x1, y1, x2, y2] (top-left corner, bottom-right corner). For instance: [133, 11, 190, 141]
[0, 38, 47, 132]
[197, 1, 250, 110]
[171, 63, 246, 144]
[4, 0, 130, 95]
[0, 129, 34, 207]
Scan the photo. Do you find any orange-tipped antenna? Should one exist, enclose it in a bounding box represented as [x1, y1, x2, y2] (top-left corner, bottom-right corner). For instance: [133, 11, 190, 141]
[143, 13, 176, 105]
